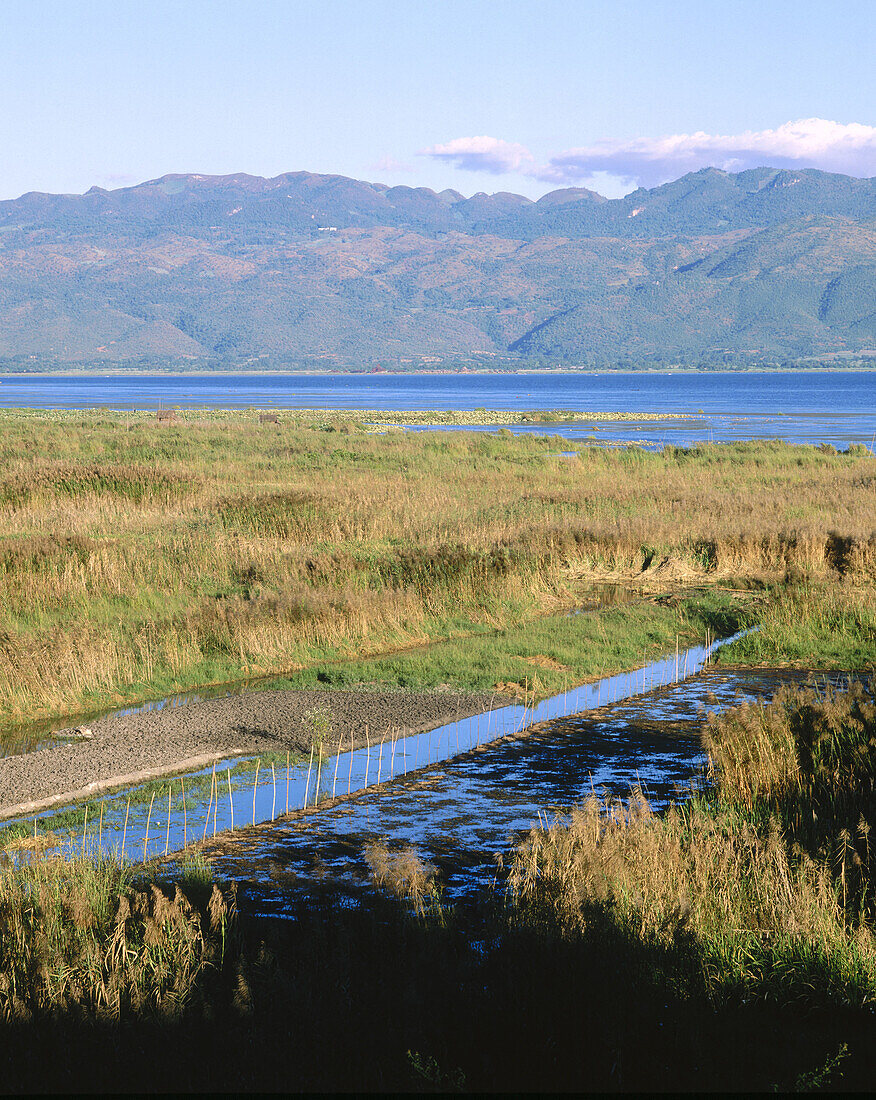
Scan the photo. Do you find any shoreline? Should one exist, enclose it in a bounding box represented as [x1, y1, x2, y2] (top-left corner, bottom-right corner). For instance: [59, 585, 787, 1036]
[1, 366, 875, 378]
[0, 686, 504, 818]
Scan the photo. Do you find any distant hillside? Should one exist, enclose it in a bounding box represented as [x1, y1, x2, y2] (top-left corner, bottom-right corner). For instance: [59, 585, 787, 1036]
[0, 166, 873, 369]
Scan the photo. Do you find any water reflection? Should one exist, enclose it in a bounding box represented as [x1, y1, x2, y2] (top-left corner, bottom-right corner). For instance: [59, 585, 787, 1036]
[0, 583, 642, 759]
[13, 632, 742, 859]
[201, 667, 853, 916]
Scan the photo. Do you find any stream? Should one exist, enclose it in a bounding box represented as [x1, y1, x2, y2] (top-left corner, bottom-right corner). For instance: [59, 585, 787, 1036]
[9, 628, 856, 916]
[9, 633, 739, 858]
[199, 665, 853, 916]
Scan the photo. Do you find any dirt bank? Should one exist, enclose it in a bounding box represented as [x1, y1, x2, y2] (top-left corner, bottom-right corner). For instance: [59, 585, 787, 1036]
[0, 687, 505, 816]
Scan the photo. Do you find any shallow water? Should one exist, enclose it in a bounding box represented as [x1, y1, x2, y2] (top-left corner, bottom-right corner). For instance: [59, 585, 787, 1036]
[9, 633, 738, 854]
[0, 585, 636, 759]
[1, 371, 874, 447]
[9, 631, 766, 864]
[199, 667, 855, 916]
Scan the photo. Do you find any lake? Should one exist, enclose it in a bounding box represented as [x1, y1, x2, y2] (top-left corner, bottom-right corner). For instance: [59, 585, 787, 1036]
[1, 370, 874, 446]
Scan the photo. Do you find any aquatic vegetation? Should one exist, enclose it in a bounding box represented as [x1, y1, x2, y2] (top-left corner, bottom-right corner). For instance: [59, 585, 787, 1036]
[0, 676, 876, 1089]
[509, 679, 876, 1012]
[722, 579, 876, 668]
[0, 853, 235, 1022]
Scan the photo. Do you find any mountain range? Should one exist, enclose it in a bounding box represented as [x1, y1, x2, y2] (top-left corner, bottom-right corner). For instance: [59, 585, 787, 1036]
[0, 166, 874, 369]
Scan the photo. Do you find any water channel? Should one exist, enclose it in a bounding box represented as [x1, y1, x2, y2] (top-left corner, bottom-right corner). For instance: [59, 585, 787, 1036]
[10, 627, 858, 920]
[204, 667, 854, 917]
[9, 633, 736, 858]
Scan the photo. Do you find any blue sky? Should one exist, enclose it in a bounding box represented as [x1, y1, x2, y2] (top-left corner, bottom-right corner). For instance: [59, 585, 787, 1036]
[1, 0, 873, 201]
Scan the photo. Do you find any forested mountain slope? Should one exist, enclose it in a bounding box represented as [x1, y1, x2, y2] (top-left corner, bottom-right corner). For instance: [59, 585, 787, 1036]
[0, 166, 873, 368]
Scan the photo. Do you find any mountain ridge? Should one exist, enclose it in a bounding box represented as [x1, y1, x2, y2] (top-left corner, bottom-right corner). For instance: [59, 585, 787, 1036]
[0, 166, 873, 369]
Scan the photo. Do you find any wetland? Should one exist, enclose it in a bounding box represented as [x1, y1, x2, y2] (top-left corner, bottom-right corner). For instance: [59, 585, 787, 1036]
[0, 407, 873, 1091]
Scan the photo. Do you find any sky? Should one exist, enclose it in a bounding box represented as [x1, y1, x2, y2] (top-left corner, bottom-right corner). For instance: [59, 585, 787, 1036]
[0, 0, 873, 202]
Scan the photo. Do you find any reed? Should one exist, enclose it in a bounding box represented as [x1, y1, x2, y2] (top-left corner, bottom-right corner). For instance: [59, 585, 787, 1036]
[144, 791, 155, 862]
[363, 840, 441, 918]
[0, 852, 234, 1025]
[203, 767, 215, 842]
[164, 783, 171, 856]
[510, 677, 876, 1010]
[122, 796, 130, 855]
[304, 745, 314, 809]
[0, 412, 870, 738]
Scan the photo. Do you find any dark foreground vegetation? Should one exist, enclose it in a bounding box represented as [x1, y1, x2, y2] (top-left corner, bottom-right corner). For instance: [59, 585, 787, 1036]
[0, 680, 875, 1091]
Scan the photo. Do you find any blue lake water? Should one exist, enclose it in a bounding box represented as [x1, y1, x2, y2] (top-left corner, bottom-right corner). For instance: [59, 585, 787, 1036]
[0, 370, 874, 446]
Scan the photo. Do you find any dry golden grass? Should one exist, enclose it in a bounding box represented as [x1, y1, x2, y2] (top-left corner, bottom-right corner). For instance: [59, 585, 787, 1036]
[0, 853, 235, 1021]
[510, 679, 876, 1007]
[0, 409, 872, 725]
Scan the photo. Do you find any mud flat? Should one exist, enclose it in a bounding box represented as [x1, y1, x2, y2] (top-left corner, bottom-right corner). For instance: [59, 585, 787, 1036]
[0, 687, 502, 817]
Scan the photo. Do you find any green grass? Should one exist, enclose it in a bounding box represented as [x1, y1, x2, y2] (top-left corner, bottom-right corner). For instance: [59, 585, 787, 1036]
[0, 588, 746, 847]
[0, 409, 871, 737]
[718, 581, 876, 668]
[269, 588, 748, 696]
[1, 646, 876, 1090]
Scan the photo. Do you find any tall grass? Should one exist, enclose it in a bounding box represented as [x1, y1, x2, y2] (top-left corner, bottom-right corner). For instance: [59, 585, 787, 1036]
[509, 678, 876, 1011]
[3, 679, 876, 1088]
[722, 580, 876, 667]
[0, 409, 872, 729]
[0, 853, 236, 1022]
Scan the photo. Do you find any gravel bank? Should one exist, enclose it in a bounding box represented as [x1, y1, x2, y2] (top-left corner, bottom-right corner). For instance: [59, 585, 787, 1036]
[0, 687, 505, 815]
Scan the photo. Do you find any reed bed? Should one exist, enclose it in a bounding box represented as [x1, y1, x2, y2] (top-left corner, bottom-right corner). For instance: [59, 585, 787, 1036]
[2, 679, 876, 1089]
[509, 678, 876, 1010]
[0, 409, 872, 729]
[0, 852, 236, 1022]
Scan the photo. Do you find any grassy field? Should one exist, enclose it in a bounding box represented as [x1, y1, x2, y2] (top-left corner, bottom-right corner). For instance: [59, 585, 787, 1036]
[0, 408, 872, 738]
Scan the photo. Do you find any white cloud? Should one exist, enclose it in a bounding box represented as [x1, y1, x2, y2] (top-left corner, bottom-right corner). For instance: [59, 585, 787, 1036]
[536, 119, 876, 188]
[420, 120, 876, 194]
[370, 155, 414, 174]
[420, 136, 534, 175]
[93, 172, 140, 188]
